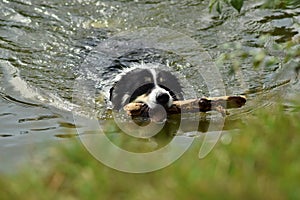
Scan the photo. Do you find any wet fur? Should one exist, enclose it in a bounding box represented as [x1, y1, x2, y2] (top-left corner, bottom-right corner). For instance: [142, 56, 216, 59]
[109, 63, 183, 110]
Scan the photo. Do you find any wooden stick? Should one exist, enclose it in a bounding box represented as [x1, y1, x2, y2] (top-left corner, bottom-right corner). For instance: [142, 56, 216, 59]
[124, 95, 246, 117]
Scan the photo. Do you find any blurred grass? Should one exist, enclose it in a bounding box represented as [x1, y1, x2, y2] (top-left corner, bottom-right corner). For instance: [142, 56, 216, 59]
[1, 102, 300, 200]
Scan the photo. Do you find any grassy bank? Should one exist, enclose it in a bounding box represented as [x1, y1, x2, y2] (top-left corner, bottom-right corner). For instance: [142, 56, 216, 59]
[1, 102, 300, 200]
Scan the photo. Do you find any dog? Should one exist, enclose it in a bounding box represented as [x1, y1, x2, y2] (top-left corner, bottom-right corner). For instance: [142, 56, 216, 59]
[109, 62, 183, 121]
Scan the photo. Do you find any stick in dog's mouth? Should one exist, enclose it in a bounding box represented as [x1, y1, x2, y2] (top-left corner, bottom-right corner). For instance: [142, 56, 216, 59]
[124, 95, 247, 118]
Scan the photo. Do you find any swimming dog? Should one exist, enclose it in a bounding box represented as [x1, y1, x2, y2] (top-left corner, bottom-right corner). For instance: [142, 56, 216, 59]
[109, 63, 183, 121]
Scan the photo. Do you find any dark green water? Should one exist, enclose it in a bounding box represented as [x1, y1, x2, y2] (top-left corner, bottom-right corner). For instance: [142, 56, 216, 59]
[0, 0, 299, 172]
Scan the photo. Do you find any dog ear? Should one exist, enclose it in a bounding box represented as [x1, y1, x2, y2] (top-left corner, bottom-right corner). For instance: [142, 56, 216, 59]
[157, 70, 184, 100]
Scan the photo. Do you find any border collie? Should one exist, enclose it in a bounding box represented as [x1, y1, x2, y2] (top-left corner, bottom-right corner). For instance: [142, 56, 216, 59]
[109, 63, 183, 120]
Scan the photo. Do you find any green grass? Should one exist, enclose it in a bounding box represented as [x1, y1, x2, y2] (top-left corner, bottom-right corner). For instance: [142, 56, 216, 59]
[1, 102, 300, 200]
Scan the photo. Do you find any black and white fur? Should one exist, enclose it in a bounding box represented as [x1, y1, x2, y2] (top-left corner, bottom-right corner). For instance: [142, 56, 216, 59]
[109, 63, 183, 111]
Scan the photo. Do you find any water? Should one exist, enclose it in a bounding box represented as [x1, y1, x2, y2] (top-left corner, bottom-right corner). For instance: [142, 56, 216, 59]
[0, 0, 299, 173]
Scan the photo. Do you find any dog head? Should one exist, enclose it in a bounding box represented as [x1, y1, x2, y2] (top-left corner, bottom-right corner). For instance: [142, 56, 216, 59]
[109, 64, 183, 111]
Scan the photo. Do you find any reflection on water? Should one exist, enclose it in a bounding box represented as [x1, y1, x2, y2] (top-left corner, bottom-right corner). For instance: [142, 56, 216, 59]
[0, 0, 299, 172]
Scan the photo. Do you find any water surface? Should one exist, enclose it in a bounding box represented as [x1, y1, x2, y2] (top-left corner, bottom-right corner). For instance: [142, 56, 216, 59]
[0, 0, 299, 173]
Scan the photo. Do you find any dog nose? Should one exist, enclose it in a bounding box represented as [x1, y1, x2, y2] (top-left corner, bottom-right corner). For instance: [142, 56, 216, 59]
[156, 93, 170, 105]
